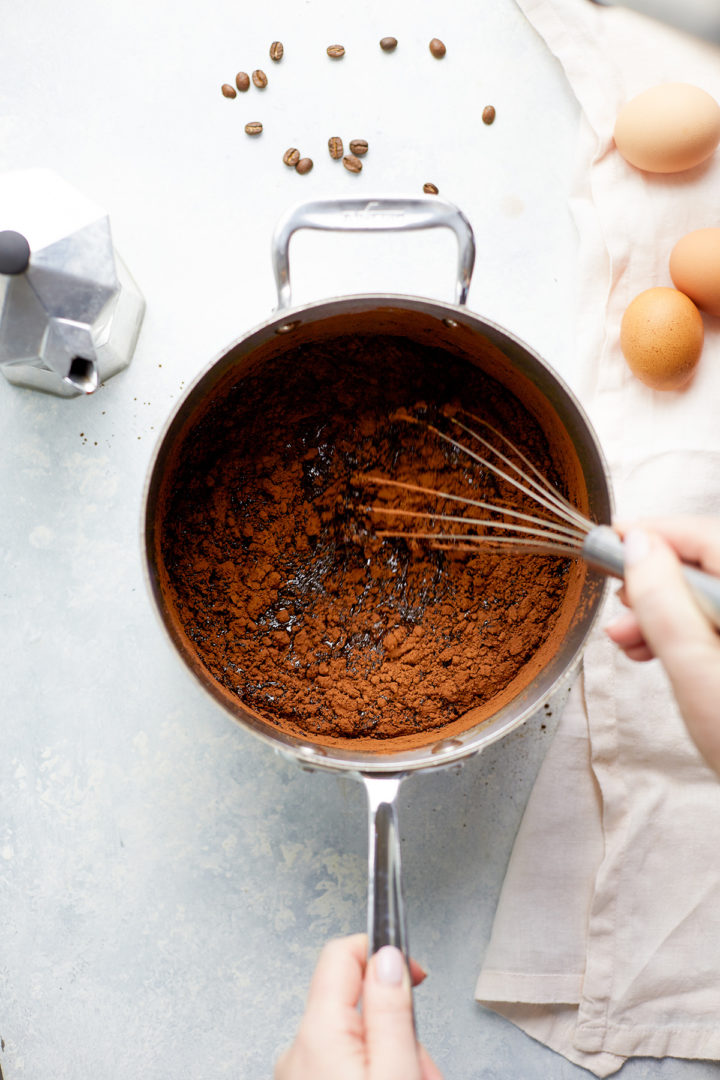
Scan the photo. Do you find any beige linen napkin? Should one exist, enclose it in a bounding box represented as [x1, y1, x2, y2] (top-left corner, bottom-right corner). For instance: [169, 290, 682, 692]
[475, 1, 720, 1074]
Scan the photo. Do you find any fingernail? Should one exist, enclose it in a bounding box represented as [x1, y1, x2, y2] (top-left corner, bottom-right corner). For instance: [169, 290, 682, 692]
[375, 946, 405, 986]
[624, 529, 650, 567]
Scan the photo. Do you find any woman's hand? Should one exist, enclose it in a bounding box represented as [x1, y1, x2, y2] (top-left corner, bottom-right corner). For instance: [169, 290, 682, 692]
[606, 517, 720, 774]
[274, 934, 443, 1080]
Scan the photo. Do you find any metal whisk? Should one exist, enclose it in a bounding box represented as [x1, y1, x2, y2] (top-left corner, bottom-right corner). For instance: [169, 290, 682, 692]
[357, 407, 720, 630]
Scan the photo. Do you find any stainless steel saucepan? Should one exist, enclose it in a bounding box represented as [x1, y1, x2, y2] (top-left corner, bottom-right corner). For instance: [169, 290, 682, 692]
[143, 195, 612, 972]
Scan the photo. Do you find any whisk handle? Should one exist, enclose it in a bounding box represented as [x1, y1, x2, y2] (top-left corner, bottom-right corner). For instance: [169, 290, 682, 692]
[583, 525, 720, 631]
[581, 525, 626, 578]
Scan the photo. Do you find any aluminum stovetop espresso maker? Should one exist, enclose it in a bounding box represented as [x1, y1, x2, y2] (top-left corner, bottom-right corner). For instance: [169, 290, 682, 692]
[0, 168, 145, 397]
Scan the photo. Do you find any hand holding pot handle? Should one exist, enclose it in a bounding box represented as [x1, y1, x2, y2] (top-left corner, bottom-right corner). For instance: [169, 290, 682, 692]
[271, 195, 476, 309]
[274, 934, 442, 1080]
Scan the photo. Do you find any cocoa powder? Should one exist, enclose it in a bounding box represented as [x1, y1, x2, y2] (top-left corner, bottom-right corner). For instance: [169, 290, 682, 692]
[157, 334, 576, 748]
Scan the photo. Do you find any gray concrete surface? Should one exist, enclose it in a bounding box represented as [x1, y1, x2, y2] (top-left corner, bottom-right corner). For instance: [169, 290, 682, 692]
[2, 0, 719, 1076]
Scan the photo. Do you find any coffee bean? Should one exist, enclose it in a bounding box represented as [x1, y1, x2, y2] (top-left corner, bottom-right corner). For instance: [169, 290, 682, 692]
[429, 37, 446, 58]
[269, 41, 284, 62]
[283, 147, 300, 166]
[327, 44, 345, 59]
[328, 136, 344, 160]
[423, 182, 439, 195]
[295, 157, 313, 175]
[482, 105, 496, 125]
[349, 139, 368, 156]
[221, 83, 237, 99]
[379, 36, 398, 52]
[235, 71, 250, 92]
[252, 69, 268, 88]
[245, 121, 263, 136]
[343, 154, 362, 173]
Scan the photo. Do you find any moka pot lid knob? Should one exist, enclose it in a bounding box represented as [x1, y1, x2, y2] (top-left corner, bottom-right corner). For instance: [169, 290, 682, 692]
[0, 231, 30, 275]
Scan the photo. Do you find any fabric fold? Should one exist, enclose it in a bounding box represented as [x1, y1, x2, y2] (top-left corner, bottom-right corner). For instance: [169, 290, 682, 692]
[476, 1, 720, 1073]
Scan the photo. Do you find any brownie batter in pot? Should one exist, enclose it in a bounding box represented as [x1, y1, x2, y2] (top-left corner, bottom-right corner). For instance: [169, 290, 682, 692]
[156, 333, 583, 751]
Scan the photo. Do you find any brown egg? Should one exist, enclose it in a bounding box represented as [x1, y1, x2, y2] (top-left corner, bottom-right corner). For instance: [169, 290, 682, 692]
[614, 83, 720, 173]
[620, 287, 703, 390]
[669, 228, 720, 317]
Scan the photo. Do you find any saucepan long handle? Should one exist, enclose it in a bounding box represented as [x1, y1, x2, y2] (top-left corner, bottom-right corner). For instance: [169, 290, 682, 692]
[271, 195, 476, 309]
[362, 773, 409, 959]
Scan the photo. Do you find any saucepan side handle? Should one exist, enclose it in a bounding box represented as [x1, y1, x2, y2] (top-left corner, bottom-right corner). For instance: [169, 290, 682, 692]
[271, 195, 476, 310]
[362, 773, 409, 959]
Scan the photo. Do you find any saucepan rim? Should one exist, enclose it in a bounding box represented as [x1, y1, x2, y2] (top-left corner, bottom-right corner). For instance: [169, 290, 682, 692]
[141, 290, 613, 776]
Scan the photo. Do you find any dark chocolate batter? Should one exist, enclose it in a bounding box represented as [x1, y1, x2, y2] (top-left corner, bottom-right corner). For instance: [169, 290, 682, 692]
[157, 334, 575, 746]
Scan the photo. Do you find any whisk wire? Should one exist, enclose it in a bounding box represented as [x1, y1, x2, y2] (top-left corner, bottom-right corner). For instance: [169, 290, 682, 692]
[423, 421, 588, 536]
[433, 538, 581, 558]
[452, 409, 589, 531]
[375, 530, 581, 559]
[370, 506, 582, 549]
[361, 476, 587, 542]
[355, 410, 598, 561]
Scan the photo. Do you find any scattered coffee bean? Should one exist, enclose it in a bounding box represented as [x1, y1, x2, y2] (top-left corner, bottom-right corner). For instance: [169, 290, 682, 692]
[245, 121, 263, 136]
[221, 83, 237, 99]
[327, 44, 345, 59]
[349, 139, 368, 156]
[269, 41, 284, 62]
[379, 36, 398, 52]
[343, 154, 362, 173]
[295, 157, 313, 174]
[429, 38, 446, 58]
[283, 147, 300, 166]
[252, 69, 268, 88]
[482, 105, 496, 125]
[423, 182, 439, 194]
[328, 136, 344, 160]
[235, 71, 250, 92]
